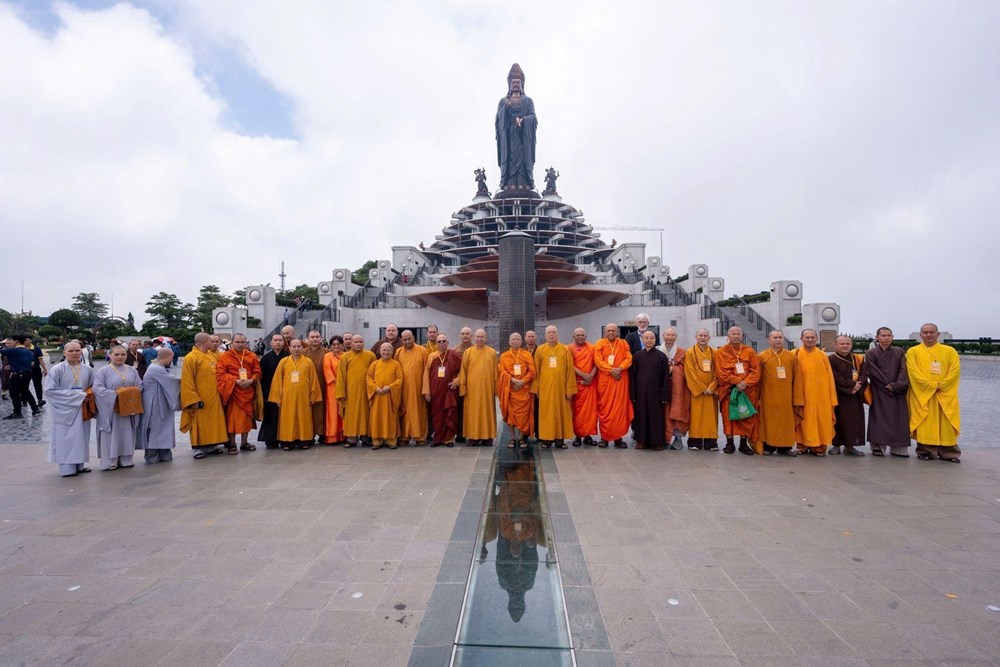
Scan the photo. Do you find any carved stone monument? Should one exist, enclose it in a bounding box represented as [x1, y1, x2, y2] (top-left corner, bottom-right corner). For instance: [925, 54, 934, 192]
[495, 63, 538, 198]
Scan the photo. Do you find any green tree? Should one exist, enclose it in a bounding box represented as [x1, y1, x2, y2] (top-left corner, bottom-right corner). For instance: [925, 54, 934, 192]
[145, 292, 189, 330]
[12, 314, 41, 334]
[48, 308, 82, 333]
[287, 283, 319, 305]
[352, 260, 378, 286]
[71, 292, 109, 324]
[0, 307, 16, 337]
[123, 312, 137, 335]
[38, 324, 62, 340]
[231, 289, 246, 307]
[195, 285, 231, 332]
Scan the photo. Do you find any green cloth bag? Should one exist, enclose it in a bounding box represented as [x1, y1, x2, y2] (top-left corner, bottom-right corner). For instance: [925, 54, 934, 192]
[728, 387, 758, 421]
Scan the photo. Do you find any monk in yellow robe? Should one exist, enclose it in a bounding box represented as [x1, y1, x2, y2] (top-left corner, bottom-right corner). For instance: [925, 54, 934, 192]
[335, 335, 376, 447]
[395, 330, 429, 445]
[658, 327, 690, 450]
[530, 326, 578, 448]
[321, 336, 345, 444]
[756, 330, 797, 456]
[459, 329, 498, 446]
[793, 329, 837, 456]
[180, 332, 229, 458]
[268, 338, 322, 450]
[906, 322, 961, 462]
[216, 333, 262, 452]
[567, 328, 598, 446]
[594, 323, 633, 448]
[367, 343, 403, 449]
[715, 326, 761, 455]
[452, 326, 474, 443]
[498, 332, 536, 449]
[683, 328, 719, 450]
[302, 330, 327, 444]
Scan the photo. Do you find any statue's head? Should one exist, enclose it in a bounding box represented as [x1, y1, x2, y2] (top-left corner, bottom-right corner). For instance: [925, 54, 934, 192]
[507, 63, 525, 94]
[508, 592, 526, 622]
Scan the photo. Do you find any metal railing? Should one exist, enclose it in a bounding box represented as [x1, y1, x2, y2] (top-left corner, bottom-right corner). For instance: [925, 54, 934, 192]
[263, 301, 310, 341]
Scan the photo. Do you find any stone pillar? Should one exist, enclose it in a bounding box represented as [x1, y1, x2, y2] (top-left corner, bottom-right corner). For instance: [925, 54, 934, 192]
[498, 230, 535, 349]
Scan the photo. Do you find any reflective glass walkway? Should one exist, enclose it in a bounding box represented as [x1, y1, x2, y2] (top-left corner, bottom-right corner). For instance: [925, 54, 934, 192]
[451, 431, 575, 666]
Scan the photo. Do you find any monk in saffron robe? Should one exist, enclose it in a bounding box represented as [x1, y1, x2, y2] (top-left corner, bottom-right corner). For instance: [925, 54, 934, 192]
[865, 327, 911, 457]
[658, 328, 689, 450]
[906, 322, 961, 462]
[423, 333, 462, 447]
[630, 331, 671, 450]
[93, 345, 142, 470]
[793, 329, 837, 456]
[322, 336, 346, 444]
[829, 335, 868, 456]
[459, 329, 498, 446]
[594, 323, 633, 448]
[715, 326, 761, 455]
[567, 328, 598, 446]
[43, 341, 93, 476]
[498, 332, 536, 448]
[524, 329, 540, 438]
[367, 343, 403, 449]
[257, 334, 288, 449]
[216, 333, 262, 452]
[452, 327, 474, 443]
[684, 328, 719, 450]
[303, 330, 327, 443]
[395, 330, 429, 445]
[335, 335, 377, 447]
[756, 330, 797, 456]
[530, 326, 577, 448]
[181, 332, 229, 458]
[269, 338, 322, 450]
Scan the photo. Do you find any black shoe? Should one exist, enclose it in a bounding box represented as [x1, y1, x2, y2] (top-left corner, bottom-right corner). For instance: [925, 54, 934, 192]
[614, 439, 627, 449]
[583, 436, 595, 446]
[3, 414, 23, 420]
[723, 444, 735, 454]
[776, 449, 797, 457]
[31, 410, 40, 416]
[572, 437, 582, 447]
[456, 436, 467, 443]
[739, 443, 754, 455]
[844, 447, 866, 457]
[38, 400, 46, 407]
[705, 443, 719, 451]
[430, 442, 441, 448]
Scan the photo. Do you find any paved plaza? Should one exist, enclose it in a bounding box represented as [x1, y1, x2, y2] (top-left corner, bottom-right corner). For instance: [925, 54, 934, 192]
[0, 358, 998, 666]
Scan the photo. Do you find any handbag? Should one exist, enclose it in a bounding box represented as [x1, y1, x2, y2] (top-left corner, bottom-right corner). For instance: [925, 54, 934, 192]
[728, 386, 757, 421]
[81, 388, 97, 421]
[115, 386, 144, 416]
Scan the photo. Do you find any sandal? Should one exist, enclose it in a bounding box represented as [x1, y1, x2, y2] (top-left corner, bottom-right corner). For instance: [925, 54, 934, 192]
[941, 457, 960, 463]
[540, 441, 551, 449]
[871, 449, 884, 457]
[282, 444, 293, 451]
[598, 440, 609, 448]
[507, 439, 517, 449]
[519, 440, 527, 450]
[556, 441, 567, 449]
[193, 451, 206, 460]
[299, 443, 311, 451]
[227, 446, 239, 455]
[240, 444, 256, 451]
[917, 453, 932, 461]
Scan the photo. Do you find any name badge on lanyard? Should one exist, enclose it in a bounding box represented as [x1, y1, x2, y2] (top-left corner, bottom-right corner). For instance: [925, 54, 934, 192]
[513, 364, 522, 376]
[930, 360, 941, 375]
[437, 365, 446, 378]
[290, 370, 300, 384]
[776, 366, 786, 380]
[852, 369, 859, 382]
[549, 356, 558, 369]
[735, 362, 745, 374]
[702, 359, 711, 372]
[608, 354, 615, 365]
[239, 368, 248, 380]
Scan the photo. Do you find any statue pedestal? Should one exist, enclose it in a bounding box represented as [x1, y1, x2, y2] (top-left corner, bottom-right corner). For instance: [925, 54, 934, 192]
[496, 187, 540, 200]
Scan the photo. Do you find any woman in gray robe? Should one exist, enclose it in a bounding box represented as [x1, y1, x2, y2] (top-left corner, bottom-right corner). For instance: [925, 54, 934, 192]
[137, 348, 181, 463]
[43, 341, 93, 477]
[92, 345, 142, 470]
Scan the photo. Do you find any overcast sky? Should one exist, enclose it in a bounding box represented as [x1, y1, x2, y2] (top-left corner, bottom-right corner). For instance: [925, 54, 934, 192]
[2, 0, 998, 337]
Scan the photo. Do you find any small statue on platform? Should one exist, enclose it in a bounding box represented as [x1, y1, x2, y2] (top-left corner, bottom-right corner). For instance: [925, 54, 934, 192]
[474, 167, 491, 198]
[542, 167, 559, 196]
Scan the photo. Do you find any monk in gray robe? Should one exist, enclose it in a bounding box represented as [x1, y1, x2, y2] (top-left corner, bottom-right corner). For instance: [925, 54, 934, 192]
[138, 347, 181, 463]
[43, 341, 93, 477]
[92, 345, 142, 470]
[864, 327, 911, 457]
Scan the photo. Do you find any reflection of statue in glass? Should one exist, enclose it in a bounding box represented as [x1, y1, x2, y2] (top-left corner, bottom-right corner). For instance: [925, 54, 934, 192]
[482, 459, 546, 622]
[495, 63, 537, 195]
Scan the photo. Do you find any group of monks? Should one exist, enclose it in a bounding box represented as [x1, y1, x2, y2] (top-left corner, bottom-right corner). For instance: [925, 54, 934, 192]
[41, 317, 962, 476]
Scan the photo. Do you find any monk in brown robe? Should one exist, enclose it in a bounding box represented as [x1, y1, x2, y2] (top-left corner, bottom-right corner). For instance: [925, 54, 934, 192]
[302, 330, 327, 444]
[658, 327, 689, 450]
[829, 335, 868, 456]
[395, 330, 429, 446]
[756, 330, 797, 455]
[684, 328, 719, 450]
[367, 343, 403, 449]
[216, 333, 261, 452]
[567, 328, 598, 446]
[498, 332, 536, 448]
[594, 323, 633, 448]
[370, 323, 403, 355]
[321, 336, 345, 444]
[793, 329, 837, 456]
[864, 327, 910, 457]
[423, 333, 462, 447]
[715, 326, 760, 455]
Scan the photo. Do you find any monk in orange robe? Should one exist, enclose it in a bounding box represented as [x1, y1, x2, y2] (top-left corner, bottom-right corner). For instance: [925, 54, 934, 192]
[498, 332, 536, 448]
[216, 333, 262, 452]
[594, 323, 634, 448]
[756, 330, 798, 456]
[567, 328, 598, 446]
[658, 327, 690, 450]
[683, 328, 719, 450]
[715, 326, 761, 455]
[793, 329, 837, 456]
[321, 336, 345, 444]
[394, 330, 429, 446]
[367, 342, 403, 449]
[302, 330, 327, 444]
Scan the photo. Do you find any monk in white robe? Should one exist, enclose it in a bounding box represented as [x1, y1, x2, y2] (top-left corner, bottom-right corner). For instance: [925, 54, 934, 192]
[43, 341, 93, 477]
[137, 348, 181, 463]
[92, 345, 142, 471]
